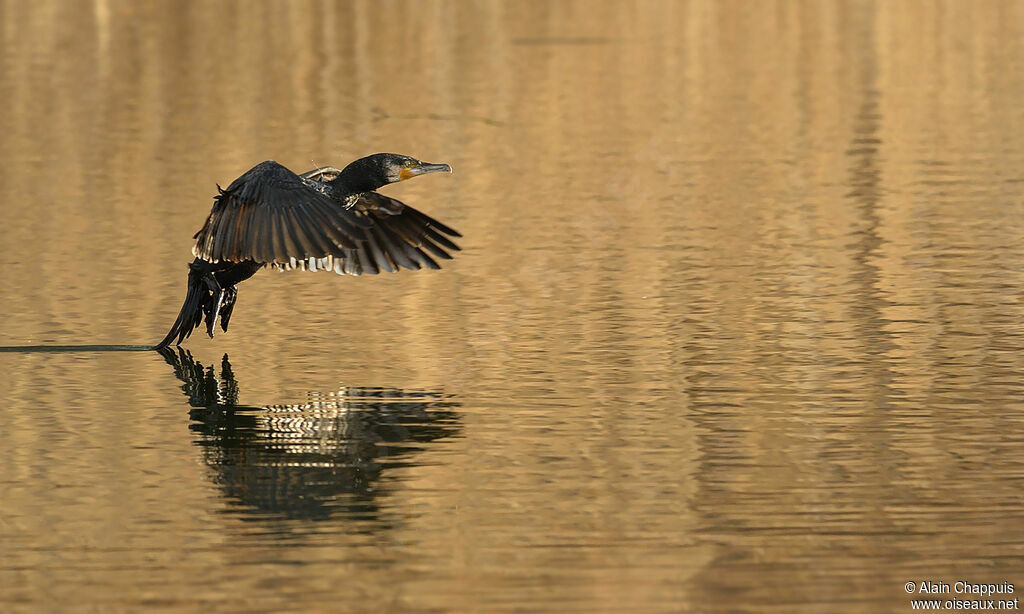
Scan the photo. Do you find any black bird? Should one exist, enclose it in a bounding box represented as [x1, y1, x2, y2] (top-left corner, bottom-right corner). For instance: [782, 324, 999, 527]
[155, 153, 460, 349]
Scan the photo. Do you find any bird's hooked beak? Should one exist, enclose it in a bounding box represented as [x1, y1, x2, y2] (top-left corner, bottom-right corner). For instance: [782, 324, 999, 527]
[399, 161, 453, 181]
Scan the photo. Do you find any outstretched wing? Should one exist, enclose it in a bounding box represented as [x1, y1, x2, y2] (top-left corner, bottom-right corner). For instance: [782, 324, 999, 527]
[272, 179, 463, 277]
[192, 161, 366, 264]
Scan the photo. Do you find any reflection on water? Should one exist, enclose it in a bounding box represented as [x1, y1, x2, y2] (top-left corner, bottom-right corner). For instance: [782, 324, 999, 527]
[160, 347, 460, 521]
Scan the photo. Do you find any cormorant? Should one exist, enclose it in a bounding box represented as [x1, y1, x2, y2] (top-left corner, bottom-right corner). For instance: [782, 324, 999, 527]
[155, 153, 460, 349]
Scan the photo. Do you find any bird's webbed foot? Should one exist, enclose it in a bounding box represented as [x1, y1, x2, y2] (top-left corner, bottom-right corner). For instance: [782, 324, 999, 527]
[219, 286, 238, 333]
[200, 274, 225, 339]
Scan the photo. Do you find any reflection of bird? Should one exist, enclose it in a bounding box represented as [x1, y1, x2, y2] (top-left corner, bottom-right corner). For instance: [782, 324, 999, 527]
[158, 347, 461, 520]
[156, 153, 461, 348]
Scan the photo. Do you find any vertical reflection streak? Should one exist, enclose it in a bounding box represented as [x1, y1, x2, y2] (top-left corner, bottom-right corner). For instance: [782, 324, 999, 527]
[844, 0, 897, 406]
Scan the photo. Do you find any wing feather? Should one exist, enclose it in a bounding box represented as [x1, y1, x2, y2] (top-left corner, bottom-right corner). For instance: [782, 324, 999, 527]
[355, 240, 378, 275]
[250, 209, 270, 262]
[362, 230, 395, 273]
[285, 208, 320, 255]
[236, 200, 257, 259]
[192, 161, 362, 264]
[376, 226, 421, 270]
[418, 236, 452, 260]
[412, 246, 441, 270]
[211, 204, 234, 262]
[312, 191, 461, 276]
[279, 209, 304, 257]
[422, 225, 460, 252]
[270, 211, 290, 261]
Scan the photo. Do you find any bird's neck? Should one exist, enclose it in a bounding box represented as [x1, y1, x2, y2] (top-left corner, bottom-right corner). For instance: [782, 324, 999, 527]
[329, 160, 386, 195]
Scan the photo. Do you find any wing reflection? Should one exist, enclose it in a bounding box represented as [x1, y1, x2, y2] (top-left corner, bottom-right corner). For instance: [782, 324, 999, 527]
[158, 347, 460, 520]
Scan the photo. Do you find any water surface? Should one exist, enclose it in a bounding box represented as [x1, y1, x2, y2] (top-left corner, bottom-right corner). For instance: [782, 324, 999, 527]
[2, 1, 1024, 612]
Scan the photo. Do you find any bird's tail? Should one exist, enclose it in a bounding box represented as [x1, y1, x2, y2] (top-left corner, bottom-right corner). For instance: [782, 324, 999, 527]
[154, 264, 208, 350]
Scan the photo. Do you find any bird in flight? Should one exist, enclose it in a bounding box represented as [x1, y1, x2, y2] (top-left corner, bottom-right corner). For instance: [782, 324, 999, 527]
[155, 153, 460, 349]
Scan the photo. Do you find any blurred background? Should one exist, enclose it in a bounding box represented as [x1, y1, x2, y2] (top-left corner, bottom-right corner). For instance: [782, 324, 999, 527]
[2, 1, 1024, 612]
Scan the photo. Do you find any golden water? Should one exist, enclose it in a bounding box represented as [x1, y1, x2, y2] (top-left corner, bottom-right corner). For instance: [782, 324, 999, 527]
[2, 1, 1024, 612]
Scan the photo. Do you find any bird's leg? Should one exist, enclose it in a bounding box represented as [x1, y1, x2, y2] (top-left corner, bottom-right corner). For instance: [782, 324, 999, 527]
[209, 291, 225, 338]
[219, 286, 238, 333]
[200, 273, 225, 338]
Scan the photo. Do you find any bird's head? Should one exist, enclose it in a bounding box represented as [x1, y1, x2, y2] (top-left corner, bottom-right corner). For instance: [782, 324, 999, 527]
[332, 153, 452, 194]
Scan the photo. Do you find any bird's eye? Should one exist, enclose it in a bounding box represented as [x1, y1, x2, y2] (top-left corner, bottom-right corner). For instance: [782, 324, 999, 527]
[404, 160, 415, 168]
